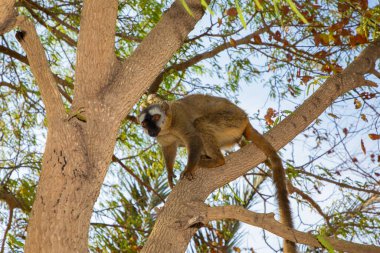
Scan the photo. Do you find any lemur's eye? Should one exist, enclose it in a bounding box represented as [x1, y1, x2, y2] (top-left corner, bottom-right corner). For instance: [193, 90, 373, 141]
[152, 114, 161, 121]
[141, 121, 147, 127]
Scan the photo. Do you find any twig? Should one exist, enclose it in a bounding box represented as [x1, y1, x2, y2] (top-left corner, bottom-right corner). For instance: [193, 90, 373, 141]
[293, 168, 380, 195]
[286, 181, 331, 226]
[148, 26, 270, 94]
[112, 155, 165, 203]
[0, 208, 13, 253]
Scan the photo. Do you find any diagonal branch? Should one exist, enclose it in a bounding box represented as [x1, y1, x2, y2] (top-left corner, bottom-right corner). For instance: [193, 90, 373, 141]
[74, 0, 118, 100]
[0, 45, 28, 64]
[0, 45, 74, 89]
[369, 68, 380, 79]
[142, 39, 380, 252]
[147, 26, 270, 94]
[15, 16, 66, 125]
[197, 39, 380, 193]
[22, 0, 79, 34]
[293, 168, 380, 195]
[116, 32, 143, 43]
[202, 205, 380, 253]
[107, 0, 207, 121]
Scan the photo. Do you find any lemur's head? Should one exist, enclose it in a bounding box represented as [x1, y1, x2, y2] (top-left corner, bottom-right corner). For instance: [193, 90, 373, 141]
[138, 102, 169, 137]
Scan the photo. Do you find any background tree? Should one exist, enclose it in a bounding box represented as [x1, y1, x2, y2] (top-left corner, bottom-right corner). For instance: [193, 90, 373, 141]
[0, 0, 379, 252]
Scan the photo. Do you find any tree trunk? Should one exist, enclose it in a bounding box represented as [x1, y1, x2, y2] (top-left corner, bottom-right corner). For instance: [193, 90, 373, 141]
[24, 145, 98, 253]
[24, 114, 120, 252]
[17, 0, 206, 250]
[2, 0, 376, 250]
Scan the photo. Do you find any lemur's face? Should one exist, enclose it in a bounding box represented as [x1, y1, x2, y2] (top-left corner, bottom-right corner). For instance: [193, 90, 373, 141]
[139, 105, 166, 137]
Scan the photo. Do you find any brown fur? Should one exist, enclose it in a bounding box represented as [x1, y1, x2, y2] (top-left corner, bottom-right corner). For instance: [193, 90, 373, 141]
[244, 125, 296, 253]
[155, 94, 248, 182]
[141, 94, 296, 252]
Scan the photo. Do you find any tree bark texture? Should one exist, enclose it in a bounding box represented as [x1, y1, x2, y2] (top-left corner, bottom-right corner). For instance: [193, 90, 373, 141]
[1, 0, 380, 252]
[141, 40, 380, 252]
[1, 0, 206, 252]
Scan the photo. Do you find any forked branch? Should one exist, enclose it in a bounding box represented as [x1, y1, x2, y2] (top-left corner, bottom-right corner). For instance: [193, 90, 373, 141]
[108, 0, 207, 120]
[1, 2, 65, 123]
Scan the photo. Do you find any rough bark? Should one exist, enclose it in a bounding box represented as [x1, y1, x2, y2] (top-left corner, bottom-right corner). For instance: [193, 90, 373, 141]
[74, 0, 118, 101]
[14, 16, 66, 125]
[1, 0, 379, 252]
[0, 0, 16, 34]
[24, 130, 105, 252]
[1, 0, 207, 252]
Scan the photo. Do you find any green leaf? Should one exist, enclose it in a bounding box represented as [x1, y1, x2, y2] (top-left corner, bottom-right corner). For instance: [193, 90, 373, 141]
[253, 0, 263, 11]
[227, 184, 244, 204]
[273, 0, 280, 17]
[316, 234, 335, 253]
[200, 0, 214, 15]
[235, 0, 247, 29]
[8, 234, 24, 248]
[306, 83, 312, 96]
[273, 0, 284, 27]
[285, 0, 309, 24]
[179, 0, 194, 17]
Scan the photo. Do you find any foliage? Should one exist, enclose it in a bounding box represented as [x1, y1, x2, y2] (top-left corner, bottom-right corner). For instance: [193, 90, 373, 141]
[0, 0, 379, 252]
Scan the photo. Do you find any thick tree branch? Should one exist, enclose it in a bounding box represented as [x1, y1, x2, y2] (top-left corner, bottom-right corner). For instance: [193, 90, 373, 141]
[143, 39, 380, 252]
[198, 39, 380, 193]
[147, 27, 270, 94]
[15, 16, 66, 125]
[74, 0, 118, 100]
[202, 205, 380, 253]
[107, 0, 206, 121]
[0, 0, 16, 34]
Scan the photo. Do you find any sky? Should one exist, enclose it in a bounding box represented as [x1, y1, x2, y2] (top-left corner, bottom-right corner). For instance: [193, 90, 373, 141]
[1, 1, 379, 252]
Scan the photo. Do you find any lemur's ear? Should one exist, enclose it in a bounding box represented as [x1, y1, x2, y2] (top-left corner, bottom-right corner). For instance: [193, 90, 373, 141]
[160, 101, 169, 113]
[140, 94, 164, 111]
[147, 94, 163, 105]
